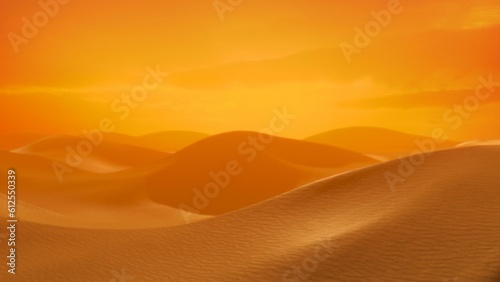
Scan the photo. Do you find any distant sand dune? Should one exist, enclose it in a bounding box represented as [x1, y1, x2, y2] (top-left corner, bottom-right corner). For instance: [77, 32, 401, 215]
[145, 131, 378, 214]
[0, 132, 45, 150]
[11, 135, 169, 173]
[0, 131, 375, 228]
[305, 126, 459, 157]
[105, 130, 209, 152]
[2, 146, 499, 281]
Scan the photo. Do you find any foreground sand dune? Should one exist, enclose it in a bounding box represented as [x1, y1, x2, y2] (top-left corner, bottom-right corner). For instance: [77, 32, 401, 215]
[2, 146, 499, 281]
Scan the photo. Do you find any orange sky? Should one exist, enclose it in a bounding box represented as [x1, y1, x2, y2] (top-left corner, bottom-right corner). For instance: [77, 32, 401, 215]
[1, 0, 500, 139]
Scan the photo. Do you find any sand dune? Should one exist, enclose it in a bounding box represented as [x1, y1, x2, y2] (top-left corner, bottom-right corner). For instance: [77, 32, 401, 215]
[0, 192, 211, 230]
[145, 131, 378, 214]
[105, 131, 209, 152]
[3, 145, 499, 281]
[0, 149, 209, 229]
[305, 126, 459, 158]
[0, 132, 45, 150]
[0, 150, 80, 177]
[0, 131, 375, 228]
[12, 135, 169, 173]
[457, 140, 500, 147]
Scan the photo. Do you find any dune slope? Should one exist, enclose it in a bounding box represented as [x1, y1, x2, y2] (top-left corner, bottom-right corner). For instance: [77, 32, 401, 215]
[4, 146, 500, 281]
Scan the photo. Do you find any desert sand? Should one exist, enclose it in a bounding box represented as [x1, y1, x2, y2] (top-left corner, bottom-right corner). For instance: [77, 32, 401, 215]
[0, 133, 499, 281]
[0, 131, 375, 228]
